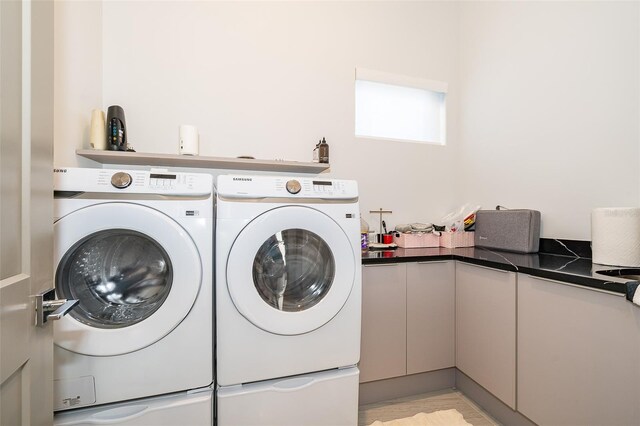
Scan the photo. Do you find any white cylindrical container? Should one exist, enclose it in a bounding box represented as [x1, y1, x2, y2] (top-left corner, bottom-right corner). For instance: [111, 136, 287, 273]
[592, 207, 640, 267]
[89, 109, 106, 150]
[179, 125, 199, 156]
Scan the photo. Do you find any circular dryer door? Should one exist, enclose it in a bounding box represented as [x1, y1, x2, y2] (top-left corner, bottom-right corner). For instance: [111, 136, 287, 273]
[226, 206, 356, 335]
[54, 203, 202, 356]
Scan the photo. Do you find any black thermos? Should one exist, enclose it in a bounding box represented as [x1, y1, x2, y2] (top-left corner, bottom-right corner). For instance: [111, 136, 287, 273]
[106, 105, 127, 151]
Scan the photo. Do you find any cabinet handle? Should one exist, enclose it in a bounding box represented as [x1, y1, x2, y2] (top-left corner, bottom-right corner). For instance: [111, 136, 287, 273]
[526, 275, 624, 297]
[417, 261, 449, 265]
[459, 262, 511, 274]
[363, 263, 398, 268]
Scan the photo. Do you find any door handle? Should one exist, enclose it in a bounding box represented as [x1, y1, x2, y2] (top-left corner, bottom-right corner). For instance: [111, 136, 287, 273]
[35, 288, 79, 327]
[45, 300, 79, 321]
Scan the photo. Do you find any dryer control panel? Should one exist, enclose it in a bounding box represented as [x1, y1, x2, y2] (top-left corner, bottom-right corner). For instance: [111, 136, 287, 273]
[217, 175, 358, 200]
[53, 168, 212, 196]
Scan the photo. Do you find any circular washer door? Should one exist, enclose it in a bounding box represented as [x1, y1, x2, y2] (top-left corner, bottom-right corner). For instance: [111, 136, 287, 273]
[54, 202, 202, 356]
[226, 206, 356, 335]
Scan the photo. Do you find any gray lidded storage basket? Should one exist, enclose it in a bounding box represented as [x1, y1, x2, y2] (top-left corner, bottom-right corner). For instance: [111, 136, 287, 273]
[474, 209, 541, 253]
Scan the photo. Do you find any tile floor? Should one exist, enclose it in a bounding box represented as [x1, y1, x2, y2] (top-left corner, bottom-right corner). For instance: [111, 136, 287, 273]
[358, 389, 499, 426]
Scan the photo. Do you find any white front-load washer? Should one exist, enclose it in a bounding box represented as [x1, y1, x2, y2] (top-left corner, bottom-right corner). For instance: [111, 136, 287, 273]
[51, 168, 213, 417]
[215, 175, 361, 425]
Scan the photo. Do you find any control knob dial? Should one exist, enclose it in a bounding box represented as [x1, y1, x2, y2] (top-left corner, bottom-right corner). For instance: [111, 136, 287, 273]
[111, 172, 133, 189]
[285, 179, 301, 194]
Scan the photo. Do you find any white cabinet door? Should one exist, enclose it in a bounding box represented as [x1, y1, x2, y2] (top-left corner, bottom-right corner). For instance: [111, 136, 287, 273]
[518, 274, 640, 425]
[406, 261, 455, 375]
[360, 264, 406, 383]
[456, 262, 516, 409]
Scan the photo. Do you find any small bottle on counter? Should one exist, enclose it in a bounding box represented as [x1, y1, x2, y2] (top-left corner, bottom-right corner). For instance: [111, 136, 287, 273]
[360, 215, 369, 250]
[319, 137, 329, 163]
[312, 140, 320, 163]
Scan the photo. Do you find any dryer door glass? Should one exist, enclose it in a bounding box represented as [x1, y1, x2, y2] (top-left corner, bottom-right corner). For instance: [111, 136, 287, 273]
[56, 229, 173, 329]
[226, 205, 355, 335]
[253, 229, 335, 312]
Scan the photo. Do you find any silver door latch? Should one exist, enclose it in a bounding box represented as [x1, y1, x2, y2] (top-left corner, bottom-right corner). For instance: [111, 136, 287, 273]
[35, 288, 79, 327]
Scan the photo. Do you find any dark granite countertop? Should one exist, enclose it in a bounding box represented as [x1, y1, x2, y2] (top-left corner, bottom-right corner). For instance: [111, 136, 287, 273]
[361, 245, 633, 296]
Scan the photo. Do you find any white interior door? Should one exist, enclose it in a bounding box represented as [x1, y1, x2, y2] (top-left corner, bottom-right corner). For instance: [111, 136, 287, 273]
[1, 0, 55, 424]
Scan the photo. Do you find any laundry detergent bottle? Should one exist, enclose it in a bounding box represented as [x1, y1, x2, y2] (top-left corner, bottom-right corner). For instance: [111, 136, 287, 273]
[360, 215, 369, 250]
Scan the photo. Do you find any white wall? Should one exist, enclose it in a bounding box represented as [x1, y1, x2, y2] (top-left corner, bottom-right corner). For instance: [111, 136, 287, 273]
[458, 1, 640, 240]
[54, 0, 102, 168]
[53, 1, 640, 240]
[54, 1, 461, 231]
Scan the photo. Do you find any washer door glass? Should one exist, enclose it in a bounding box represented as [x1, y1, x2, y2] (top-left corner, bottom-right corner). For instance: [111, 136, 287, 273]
[56, 229, 173, 329]
[253, 229, 335, 312]
[226, 206, 356, 335]
[54, 203, 202, 356]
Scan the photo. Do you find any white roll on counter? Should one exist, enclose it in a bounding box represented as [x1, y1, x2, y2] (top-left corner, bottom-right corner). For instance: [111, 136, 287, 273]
[592, 207, 640, 267]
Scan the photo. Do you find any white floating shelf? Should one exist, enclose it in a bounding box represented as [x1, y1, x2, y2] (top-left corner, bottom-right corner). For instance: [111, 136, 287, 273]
[76, 150, 329, 174]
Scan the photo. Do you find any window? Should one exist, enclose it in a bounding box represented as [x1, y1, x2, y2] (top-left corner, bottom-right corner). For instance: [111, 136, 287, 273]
[355, 68, 447, 145]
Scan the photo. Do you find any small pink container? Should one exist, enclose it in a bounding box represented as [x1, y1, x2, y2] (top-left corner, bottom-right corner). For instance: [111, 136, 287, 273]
[393, 233, 440, 248]
[439, 231, 475, 248]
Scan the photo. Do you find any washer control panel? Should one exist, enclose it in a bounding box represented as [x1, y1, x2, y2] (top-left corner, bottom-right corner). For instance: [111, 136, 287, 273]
[217, 175, 358, 200]
[147, 172, 196, 191]
[53, 168, 212, 196]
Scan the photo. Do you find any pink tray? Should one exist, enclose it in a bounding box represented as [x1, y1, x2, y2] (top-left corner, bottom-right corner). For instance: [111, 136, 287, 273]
[393, 233, 440, 248]
[439, 231, 475, 248]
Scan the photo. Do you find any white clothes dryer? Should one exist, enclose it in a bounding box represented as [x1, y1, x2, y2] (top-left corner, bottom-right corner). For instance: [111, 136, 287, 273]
[52, 168, 213, 412]
[215, 175, 361, 425]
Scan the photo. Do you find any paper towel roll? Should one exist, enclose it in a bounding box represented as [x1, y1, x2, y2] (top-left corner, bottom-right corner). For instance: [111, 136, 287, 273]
[179, 125, 199, 156]
[89, 109, 106, 150]
[592, 207, 640, 267]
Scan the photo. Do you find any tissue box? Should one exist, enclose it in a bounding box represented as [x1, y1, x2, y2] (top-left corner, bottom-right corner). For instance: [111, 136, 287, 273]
[439, 231, 475, 248]
[393, 233, 439, 248]
[474, 209, 541, 253]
